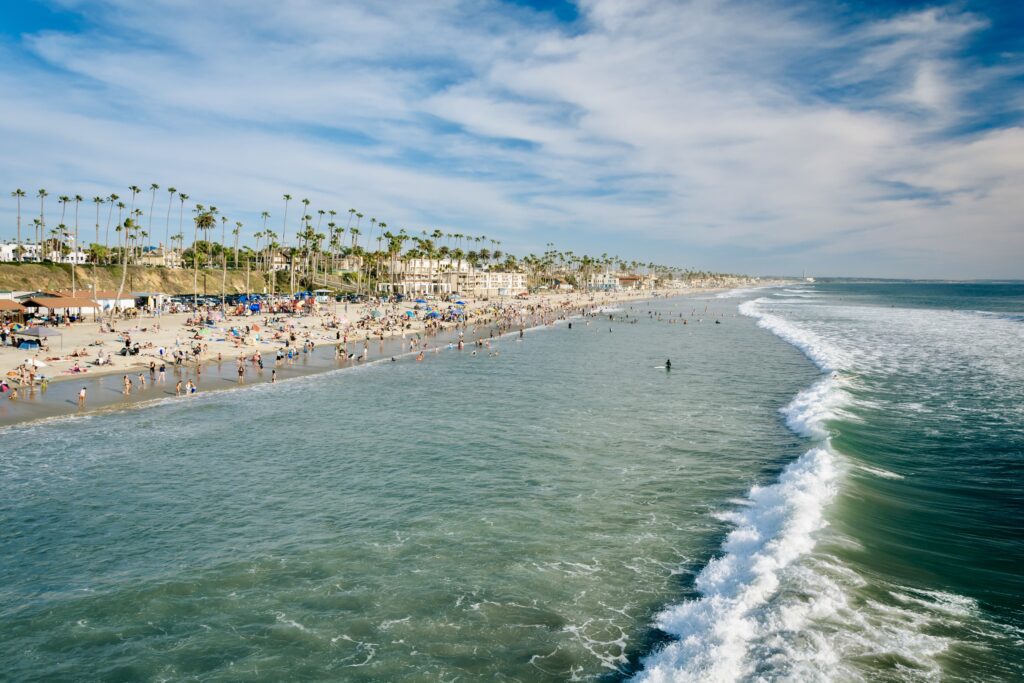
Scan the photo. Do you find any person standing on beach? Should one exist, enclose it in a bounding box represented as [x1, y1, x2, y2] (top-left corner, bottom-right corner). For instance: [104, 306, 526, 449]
[78, 387, 86, 407]
[158, 363, 166, 383]
[123, 375, 131, 396]
[175, 380, 182, 397]
[271, 369, 277, 383]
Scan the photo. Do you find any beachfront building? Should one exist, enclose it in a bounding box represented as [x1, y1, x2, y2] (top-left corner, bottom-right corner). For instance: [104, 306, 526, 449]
[47, 248, 89, 264]
[138, 247, 184, 269]
[616, 274, 643, 290]
[453, 270, 528, 298]
[376, 258, 527, 298]
[56, 289, 136, 313]
[0, 242, 41, 262]
[267, 254, 291, 272]
[376, 258, 463, 296]
[588, 272, 621, 291]
[21, 295, 100, 317]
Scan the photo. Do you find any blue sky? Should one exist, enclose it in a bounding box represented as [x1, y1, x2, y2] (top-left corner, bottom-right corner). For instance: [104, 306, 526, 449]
[1, 0, 1022, 278]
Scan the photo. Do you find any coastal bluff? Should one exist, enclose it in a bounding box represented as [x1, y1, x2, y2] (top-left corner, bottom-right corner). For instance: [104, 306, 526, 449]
[0, 263, 270, 295]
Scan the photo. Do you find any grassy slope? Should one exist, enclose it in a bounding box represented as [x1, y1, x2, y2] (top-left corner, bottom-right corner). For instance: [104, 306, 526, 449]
[0, 263, 275, 295]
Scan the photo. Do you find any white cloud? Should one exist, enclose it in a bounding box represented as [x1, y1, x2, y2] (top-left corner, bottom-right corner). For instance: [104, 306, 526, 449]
[0, 0, 1020, 278]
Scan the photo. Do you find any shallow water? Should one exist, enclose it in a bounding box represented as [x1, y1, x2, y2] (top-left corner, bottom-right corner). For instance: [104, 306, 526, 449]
[2, 284, 1022, 681]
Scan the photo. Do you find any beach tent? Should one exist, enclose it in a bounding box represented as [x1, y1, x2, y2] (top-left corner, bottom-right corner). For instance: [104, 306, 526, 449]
[405, 310, 416, 317]
[414, 298, 427, 304]
[425, 311, 441, 319]
[17, 326, 62, 349]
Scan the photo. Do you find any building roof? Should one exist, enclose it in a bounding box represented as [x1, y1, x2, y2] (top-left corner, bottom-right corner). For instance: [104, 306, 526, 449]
[0, 299, 26, 312]
[23, 296, 100, 309]
[55, 290, 135, 300]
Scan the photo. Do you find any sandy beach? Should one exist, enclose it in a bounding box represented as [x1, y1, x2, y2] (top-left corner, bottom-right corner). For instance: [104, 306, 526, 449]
[0, 287, 727, 426]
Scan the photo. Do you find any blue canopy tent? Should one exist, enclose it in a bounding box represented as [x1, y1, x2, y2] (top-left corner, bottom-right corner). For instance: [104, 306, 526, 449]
[17, 326, 62, 350]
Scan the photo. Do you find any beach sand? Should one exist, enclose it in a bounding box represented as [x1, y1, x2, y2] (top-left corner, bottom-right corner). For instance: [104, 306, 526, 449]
[0, 288, 709, 426]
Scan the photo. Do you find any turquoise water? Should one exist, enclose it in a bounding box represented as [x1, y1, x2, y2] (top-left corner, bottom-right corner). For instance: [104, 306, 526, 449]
[1, 284, 1022, 681]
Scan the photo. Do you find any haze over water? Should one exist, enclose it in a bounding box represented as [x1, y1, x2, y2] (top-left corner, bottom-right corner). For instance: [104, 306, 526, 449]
[2, 283, 1022, 681]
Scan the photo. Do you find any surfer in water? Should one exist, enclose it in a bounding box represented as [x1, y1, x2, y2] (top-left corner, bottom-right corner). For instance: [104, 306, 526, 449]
[665, 359, 672, 371]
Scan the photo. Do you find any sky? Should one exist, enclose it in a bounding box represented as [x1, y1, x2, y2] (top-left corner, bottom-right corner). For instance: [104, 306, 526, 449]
[0, 0, 1022, 279]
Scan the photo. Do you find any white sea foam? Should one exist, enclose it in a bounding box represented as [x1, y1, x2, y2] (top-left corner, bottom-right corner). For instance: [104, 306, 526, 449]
[715, 286, 772, 299]
[857, 464, 905, 480]
[634, 446, 839, 682]
[738, 299, 848, 372]
[633, 294, 995, 682]
[632, 297, 846, 681]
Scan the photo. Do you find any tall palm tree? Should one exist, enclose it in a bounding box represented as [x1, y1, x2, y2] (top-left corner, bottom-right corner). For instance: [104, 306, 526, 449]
[111, 216, 137, 323]
[192, 205, 212, 308]
[36, 189, 48, 256]
[220, 215, 229, 313]
[164, 186, 177, 261]
[10, 189, 25, 262]
[58, 195, 70, 236]
[104, 194, 118, 264]
[92, 196, 104, 264]
[72, 195, 83, 295]
[232, 221, 241, 269]
[177, 193, 188, 267]
[146, 183, 159, 255]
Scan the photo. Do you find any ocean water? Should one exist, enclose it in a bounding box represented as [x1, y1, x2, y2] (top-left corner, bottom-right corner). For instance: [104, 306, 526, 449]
[2, 283, 1022, 681]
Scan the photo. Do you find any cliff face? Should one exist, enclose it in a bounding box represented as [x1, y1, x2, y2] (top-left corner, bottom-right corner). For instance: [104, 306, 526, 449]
[0, 264, 274, 295]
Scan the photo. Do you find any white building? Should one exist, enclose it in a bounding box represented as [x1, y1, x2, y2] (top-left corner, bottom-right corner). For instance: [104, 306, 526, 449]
[588, 272, 621, 291]
[376, 259, 527, 298]
[57, 289, 136, 312]
[0, 242, 41, 262]
[47, 249, 89, 264]
[454, 270, 527, 298]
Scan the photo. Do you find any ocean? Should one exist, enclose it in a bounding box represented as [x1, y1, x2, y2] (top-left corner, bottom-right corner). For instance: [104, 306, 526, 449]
[1, 282, 1021, 681]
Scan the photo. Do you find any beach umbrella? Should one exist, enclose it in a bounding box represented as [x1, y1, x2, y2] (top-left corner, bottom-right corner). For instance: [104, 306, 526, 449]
[455, 301, 466, 305]
[426, 311, 441, 319]
[17, 326, 63, 349]
[18, 326, 62, 338]
[371, 309, 381, 318]
[405, 311, 416, 317]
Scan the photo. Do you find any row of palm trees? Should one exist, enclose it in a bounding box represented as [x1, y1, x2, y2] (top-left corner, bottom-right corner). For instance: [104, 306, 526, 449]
[9, 186, 738, 305]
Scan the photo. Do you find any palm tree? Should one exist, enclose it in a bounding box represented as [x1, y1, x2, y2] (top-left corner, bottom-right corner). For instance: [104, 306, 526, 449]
[104, 194, 118, 264]
[72, 195, 83, 295]
[164, 186, 177, 261]
[58, 195, 70, 236]
[232, 221, 241, 269]
[115, 201, 126, 247]
[111, 216, 137, 323]
[177, 193, 188, 267]
[146, 183, 159, 255]
[192, 206, 213, 308]
[220, 215, 229, 313]
[10, 189, 25, 262]
[36, 189, 48, 257]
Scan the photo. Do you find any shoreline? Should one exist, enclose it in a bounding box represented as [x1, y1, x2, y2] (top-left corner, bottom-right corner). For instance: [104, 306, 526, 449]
[0, 288, 671, 428]
[0, 285, 776, 427]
